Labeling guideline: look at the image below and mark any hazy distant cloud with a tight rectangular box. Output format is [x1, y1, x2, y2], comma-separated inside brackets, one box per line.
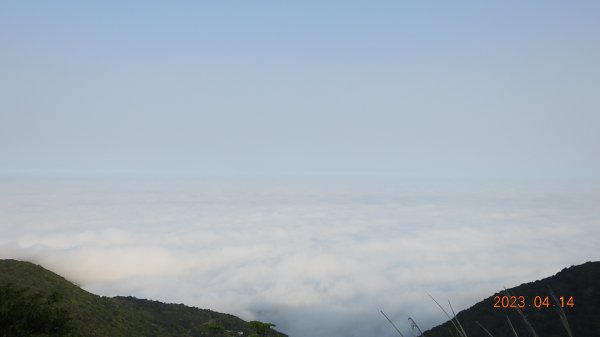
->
[1, 178, 598, 337]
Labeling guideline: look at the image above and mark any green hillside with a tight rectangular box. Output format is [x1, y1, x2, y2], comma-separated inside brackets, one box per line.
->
[4, 259, 599, 337]
[423, 261, 600, 337]
[0, 259, 287, 337]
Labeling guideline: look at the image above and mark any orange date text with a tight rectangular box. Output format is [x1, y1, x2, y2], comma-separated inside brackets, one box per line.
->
[492, 295, 574, 309]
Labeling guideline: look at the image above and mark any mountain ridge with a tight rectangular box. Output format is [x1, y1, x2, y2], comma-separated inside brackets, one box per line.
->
[2, 259, 599, 337]
[0, 259, 287, 337]
[423, 261, 600, 337]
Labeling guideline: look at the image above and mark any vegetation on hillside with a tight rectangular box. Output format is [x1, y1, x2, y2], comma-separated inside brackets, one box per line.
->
[0, 259, 286, 337]
[4, 258, 599, 337]
[0, 283, 75, 337]
[417, 261, 600, 337]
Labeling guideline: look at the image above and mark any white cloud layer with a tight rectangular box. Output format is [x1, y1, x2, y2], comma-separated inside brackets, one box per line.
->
[1, 177, 599, 337]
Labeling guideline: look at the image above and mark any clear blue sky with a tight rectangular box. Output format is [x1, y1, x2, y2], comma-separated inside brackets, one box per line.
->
[1, 1, 599, 179]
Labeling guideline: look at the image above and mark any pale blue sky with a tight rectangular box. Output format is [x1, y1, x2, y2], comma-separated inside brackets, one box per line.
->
[1, 1, 599, 179]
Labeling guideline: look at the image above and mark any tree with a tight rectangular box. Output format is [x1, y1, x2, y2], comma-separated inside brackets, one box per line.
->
[249, 321, 276, 337]
[206, 321, 225, 335]
[0, 283, 75, 337]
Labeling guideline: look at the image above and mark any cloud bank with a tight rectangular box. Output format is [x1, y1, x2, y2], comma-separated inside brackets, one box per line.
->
[1, 177, 598, 337]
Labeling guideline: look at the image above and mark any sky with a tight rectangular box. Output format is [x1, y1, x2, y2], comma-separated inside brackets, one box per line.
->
[1, 2, 600, 337]
[1, 1, 599, 179]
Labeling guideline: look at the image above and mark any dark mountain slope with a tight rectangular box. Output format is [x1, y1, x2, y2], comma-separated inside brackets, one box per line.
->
[0, 259, 286, 337]
[423, 261, 600, 337]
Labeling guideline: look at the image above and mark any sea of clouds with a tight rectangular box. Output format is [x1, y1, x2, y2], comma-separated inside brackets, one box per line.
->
[1, 176, 598, 337]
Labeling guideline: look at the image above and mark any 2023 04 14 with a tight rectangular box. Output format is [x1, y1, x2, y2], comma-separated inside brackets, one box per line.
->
[493, 295, 574, 309]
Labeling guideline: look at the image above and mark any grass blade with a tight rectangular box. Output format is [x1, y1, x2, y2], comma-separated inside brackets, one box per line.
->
[408, 317, 426, 337]
[475, 321, 494, 337]
[503, 288, 537, 337]
[548, 285, 573, 337]
[381, 310, 406, 337]
[448, 300, 467, 337]
[426, 293, 467, 337]
[505, 316, 519, 337]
